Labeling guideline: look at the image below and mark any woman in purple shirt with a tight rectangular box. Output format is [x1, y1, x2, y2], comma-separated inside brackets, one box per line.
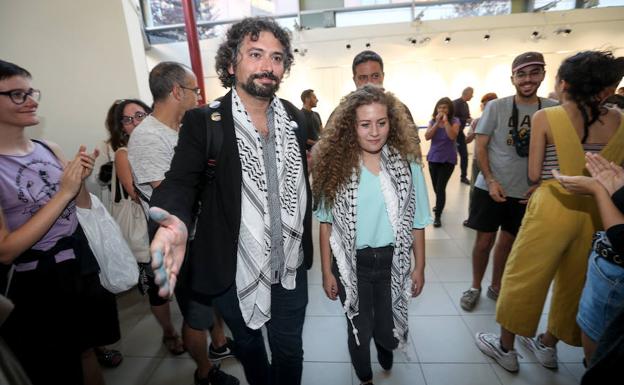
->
[0, 60, 117, 385]
[425, 97, 460, 227]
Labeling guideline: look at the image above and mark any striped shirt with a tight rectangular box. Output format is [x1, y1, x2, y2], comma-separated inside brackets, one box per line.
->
[541, 143, 605, 180]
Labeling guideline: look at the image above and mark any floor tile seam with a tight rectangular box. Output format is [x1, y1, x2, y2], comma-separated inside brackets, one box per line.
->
[450, 237, 474, 257]
[486, 362, 506, 385]
[438, 280, 466, 315]
[141, 356, 166, 385]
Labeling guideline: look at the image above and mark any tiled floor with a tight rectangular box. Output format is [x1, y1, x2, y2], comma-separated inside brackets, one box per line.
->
[103, 159, 584, 385]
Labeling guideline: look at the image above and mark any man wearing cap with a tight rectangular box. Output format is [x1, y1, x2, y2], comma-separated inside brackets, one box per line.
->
[460, 52, 557, 312]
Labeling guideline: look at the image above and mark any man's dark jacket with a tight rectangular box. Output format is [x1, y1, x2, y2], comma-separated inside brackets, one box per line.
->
[149, 90, 313, 304]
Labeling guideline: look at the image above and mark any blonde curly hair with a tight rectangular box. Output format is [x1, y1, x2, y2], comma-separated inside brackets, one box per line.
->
[312, 85, 421, 209]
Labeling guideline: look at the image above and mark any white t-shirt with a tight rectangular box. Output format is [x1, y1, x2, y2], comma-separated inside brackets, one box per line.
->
[127, 115, 179, 212]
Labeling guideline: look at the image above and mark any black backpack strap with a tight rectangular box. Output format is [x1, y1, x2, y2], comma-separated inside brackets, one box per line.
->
[31, 139, 56, 158]
[203, 98, 224, 182]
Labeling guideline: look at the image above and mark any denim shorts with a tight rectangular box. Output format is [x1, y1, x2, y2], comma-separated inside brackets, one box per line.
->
[577, 235, 624, 343]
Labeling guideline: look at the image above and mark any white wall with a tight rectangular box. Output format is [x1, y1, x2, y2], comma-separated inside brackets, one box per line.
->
[1, 3, 622, 157]
[147, 7, 624, 126]
[0, 0, 150, 155]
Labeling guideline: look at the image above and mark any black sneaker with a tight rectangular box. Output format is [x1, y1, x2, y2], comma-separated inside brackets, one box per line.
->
[375, 342, 393, 371]
[209, 337, 236, 361]
[460, 177, 470, 185]
[433, 216, 442, 228]
[195, 367, 240, 385]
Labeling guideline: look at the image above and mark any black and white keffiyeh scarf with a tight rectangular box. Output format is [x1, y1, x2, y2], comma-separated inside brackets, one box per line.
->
[231, 90, 307, 329]
[330, 145, 415, 348]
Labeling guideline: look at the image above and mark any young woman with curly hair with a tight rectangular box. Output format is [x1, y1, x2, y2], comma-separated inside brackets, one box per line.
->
[313, 85, 431, 385]
[475, 50, 624, 374]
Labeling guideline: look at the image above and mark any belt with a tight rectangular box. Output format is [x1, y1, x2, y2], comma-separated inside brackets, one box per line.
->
[593, 232, 623, 268]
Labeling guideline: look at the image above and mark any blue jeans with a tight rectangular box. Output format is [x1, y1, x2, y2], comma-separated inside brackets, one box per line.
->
[213, 266, 308, 385]
[577, 232, 624, 343]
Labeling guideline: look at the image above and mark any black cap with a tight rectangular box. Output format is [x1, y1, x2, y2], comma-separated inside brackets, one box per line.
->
[512, 52, 545, 73]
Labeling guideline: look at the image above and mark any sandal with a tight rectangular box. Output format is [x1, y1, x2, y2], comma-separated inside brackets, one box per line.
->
[162, 334, 186, 355]
[95, 347, 123, 368]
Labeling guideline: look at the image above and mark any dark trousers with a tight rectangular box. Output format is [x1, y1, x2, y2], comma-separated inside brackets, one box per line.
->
[213, 266, 308, 385]
[1, 260, 83, 385]
[334, 246, 398, 382]
[457, 130, 468, 178]
[428, 162, 455, 216]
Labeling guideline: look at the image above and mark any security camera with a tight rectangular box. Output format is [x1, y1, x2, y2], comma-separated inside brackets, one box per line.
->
[444, 36, 451, 43]
[483, 34, 490, 41]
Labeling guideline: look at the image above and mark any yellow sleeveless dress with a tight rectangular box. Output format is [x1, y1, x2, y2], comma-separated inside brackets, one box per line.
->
[495, 106, 624, 346]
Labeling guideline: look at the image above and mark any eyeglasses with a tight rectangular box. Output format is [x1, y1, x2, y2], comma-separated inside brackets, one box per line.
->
[0, 88, 41, 105]
[513, 69, 545, 81]
[121, 111, 148, 125]
[179, 85, 201, 96]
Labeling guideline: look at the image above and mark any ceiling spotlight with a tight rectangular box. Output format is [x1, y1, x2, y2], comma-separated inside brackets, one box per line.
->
[555, 27, 572, 36]
[293, 48, 307, 57]
[483, 34, 490, 41]
[365, 42, 371, 48]
[444, 36, 451, 43]
[531, 30, 540, 39]
[346, 43, 351, 49]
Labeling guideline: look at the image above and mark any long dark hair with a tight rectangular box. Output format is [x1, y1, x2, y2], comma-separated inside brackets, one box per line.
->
[105, 99, 151, 151]
[431, 97, 455, 121]
[557, 51, 624, 143]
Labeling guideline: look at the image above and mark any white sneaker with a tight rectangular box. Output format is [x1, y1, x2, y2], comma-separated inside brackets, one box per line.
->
[475, 332, 520, 372]
[518, 334, 558, 369]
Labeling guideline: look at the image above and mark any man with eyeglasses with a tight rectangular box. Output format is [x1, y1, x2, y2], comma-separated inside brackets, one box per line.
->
[460, 52, 558, 312]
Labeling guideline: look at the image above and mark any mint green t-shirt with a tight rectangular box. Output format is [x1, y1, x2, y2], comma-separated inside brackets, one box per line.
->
[315, 162, 432, 249]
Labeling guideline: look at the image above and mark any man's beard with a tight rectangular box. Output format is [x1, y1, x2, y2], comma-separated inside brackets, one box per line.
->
[515, 81, 539, 98]
[240, 71, 281, 98]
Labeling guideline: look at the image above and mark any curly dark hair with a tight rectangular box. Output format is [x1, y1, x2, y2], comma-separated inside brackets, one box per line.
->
[312, 85, 421, 208]
[105, 99, 151, 151]
[431, 97, 455, 121]
[557, 51, 624, 143]
[215, 17, 294, 88]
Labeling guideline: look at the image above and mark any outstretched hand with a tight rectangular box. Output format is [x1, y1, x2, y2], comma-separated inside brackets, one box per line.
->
[552, 169, 600, 195]
[585, 152, 624, 196]
[149, 207, 189, 299]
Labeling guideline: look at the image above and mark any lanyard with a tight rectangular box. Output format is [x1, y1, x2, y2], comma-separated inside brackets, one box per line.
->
[511, 96, 542, 133]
